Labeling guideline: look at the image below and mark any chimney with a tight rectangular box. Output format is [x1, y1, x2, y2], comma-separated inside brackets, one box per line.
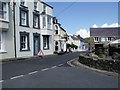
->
[77, 35, 81, 39]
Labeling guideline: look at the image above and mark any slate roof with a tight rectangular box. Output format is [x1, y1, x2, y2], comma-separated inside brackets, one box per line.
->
[79, 37, 88, 43]
[71, 36, 79, 40]
[71, 36, 88, 43]
[90, 27, 119, 37]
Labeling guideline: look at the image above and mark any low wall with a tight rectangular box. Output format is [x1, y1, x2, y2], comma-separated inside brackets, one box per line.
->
[78, 55, 120, 73]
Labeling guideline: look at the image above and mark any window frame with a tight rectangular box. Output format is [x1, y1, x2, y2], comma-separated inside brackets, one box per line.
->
[107, 37, 112, 41]
[55, 41, 59, 51]
[0, 2, 9, 21]
[43, 5, 46, 13]
[94, 37, 99, 42]
[101, 37, 106, 42]
[55, 25, 59, 35]
[0, 32, 6, 52]
[47, 16, 52, 29]
[33, 12, 40, 29]
[42, 16, 46, 28]
[34, 2, 38, 10]
[20, 32, 30, 51]
[20, 0, 25, 6]
[43, 35, 49, 50]
[19, 7, 29, 27]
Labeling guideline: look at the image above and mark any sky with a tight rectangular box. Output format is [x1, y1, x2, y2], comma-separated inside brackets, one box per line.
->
[47, 2, 118, 38]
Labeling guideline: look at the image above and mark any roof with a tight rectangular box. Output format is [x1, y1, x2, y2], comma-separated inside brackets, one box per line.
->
[41, 1, 53, 9]
[70, 36, 88, 43]
[79, 37, 88, 43]
[60, 27, 66, 32]
[90, 27, 119, 37]
[71, 36, 80, 40]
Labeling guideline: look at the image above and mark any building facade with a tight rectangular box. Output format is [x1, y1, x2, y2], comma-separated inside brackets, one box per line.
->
[67, 35, 88, 52]
[90, 27, 119, 51]
[0, 0, 54, 60]
[53, 17, 67, 53]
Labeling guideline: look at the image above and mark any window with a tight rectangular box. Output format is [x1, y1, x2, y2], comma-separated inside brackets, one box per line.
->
[20, 0, 25, 6]
[0, 2, 7, 20]
[43, 5, 46, 13]
[34, 2, 37, 10]
[43, 17, 46, 28]
[55, 41, 58, 51]
[21, 11, 26, 25]
[47, 17, 51, 29]
[20, 8, 29, 27]
[101, 37, 106, 41]
[108, 37, 112, 41]
[94, 37, 99, 42]
[0, 32, 2, 50]
[20, 32, 30, 51]
[0, 32, 6, 52]
[43, 36, 49, 50]
[55, 25, 58, 34]
[33, 14, 40, 28]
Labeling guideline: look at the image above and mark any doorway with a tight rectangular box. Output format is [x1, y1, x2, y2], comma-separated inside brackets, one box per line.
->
[33, 33, 40, 55]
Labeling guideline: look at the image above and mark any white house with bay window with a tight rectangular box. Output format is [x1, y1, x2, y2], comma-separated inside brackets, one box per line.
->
[53, 17, 68, 53]
[0, 1, 15, 60]
[0, 0, 54, 60]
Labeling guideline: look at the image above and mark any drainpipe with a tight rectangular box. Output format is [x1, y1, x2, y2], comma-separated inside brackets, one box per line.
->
[13, 2, 17, 58]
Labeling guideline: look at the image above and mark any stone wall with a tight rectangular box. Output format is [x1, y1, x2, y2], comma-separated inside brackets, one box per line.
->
[79, 55, 120, 73]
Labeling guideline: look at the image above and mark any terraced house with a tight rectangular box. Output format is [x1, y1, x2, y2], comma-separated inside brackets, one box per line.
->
[0, 0, 54, 60]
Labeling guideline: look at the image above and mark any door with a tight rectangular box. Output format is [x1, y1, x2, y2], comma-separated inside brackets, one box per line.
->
[34, 35, 40, 55]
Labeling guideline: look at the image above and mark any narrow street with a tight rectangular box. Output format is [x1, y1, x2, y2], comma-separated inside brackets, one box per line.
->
[1, 52, 118, 88]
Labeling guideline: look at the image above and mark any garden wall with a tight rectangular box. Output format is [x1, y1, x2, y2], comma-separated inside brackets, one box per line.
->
[79, 55, 120, 73]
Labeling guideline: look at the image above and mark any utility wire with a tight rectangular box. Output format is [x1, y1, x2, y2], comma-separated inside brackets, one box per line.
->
[55, 1, 77, 17]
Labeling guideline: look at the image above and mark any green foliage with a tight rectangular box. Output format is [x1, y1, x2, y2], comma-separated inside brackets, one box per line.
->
[71, 44, 78, 49]
[67, 44, 71, 48]
[67, 43, 78, 49]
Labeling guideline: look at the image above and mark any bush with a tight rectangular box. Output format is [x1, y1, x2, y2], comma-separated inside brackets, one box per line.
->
[67, 43, 78, 50]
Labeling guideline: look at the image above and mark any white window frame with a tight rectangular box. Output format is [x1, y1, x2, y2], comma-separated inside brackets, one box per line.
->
[0, 2, 9, 21]
[21, 11, 27, 25]
[42, 16, 46, 28]
[20, 0, 25, 6]
[101, 37, 106, 42]
[43, 5, 46, 13]
[107, 37, 112, 41]
[47, 16, 51, 29]
[21, 35, 28, 50]
[94, 37, 99, 42]
[43, 36, 49, 49]
[0, 32, 6, 52]
[34, 2, 38, 10]
[55, 41, 59, 51]
[34, 15, 39, 28]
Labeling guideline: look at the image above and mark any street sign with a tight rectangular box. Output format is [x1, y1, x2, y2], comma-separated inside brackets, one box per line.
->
[36, 49, 44, 56]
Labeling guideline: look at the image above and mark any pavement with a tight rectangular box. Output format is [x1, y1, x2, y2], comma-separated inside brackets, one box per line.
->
[1, 52, 119, 88]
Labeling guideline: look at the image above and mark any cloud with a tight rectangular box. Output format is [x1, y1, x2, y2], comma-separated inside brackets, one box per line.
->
[92, 24, 98, 28]
[76, 29, 90, 38]
[101, 23, 118, 28]
[92, 23, 119, 28]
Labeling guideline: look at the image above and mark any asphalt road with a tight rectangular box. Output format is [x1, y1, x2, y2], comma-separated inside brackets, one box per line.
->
[1, 52, 118, 88]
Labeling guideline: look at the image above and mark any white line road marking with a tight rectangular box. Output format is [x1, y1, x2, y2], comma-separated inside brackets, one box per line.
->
[58, 64, 64, 66]
[51, 66, 57, 68]
[28, 71, 38, 75]
[10, 75, 24, 80]
[0, 80, 4, 83]
[41, 68, 49, 71]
